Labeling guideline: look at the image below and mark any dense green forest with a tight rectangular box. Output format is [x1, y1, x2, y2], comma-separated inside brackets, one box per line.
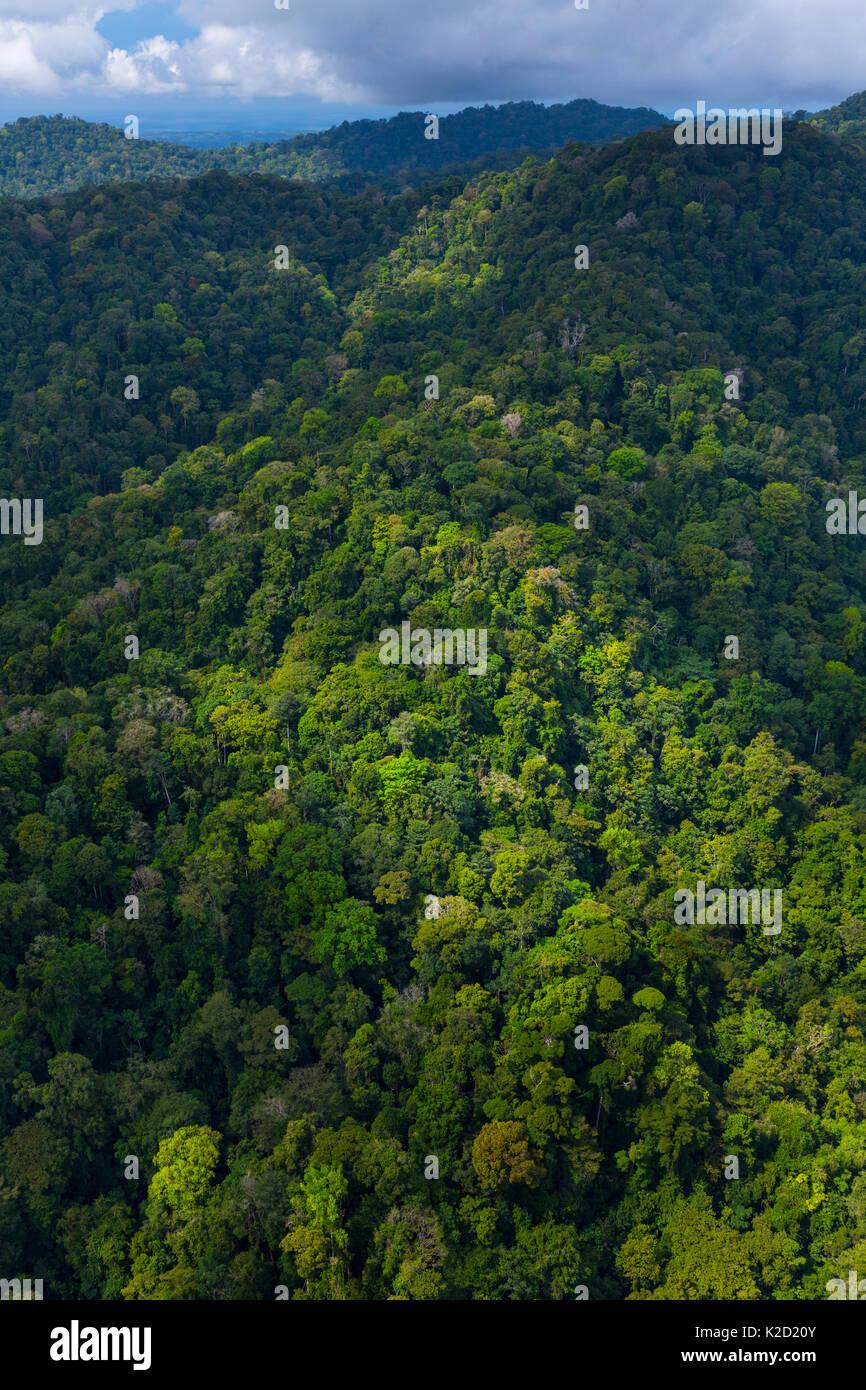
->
[0, 100, 668, 200]
[3, 114, 866, 1301]
[797, 89, 866, 144]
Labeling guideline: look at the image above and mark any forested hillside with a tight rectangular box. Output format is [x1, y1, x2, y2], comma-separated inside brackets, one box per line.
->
[2, 120, 866, 1300]
[798, 88, 866, 143]
[0, 99, 669, 200]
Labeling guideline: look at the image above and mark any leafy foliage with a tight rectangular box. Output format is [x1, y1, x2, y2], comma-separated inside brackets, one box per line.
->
[0, 101, 669, 199]
[1, 114, 866, 1301]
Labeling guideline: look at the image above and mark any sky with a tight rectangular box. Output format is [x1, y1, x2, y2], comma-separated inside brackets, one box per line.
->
[0, 0, 861, 137]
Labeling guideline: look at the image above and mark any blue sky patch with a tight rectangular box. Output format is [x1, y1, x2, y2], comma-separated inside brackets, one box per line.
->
[96, 2, 198, 49]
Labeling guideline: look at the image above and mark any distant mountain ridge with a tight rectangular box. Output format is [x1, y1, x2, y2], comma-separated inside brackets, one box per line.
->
[796, 89, 866, 143]
[0, 99, 669, 198]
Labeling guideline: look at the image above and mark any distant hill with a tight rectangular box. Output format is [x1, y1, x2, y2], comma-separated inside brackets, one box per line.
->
[794, 89, 866, 143]
[0, 100, 669, 198]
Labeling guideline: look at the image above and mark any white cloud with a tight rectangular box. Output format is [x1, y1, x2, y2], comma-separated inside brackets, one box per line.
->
[0, 26, 59, 93]
[0, 0, 106, 17]
[166, 0, 866, 109]
[33, 19, 114, 75]
[160, 22, 360, 101]
[103, 35, 186, 92]
[0, 0, 865, 112]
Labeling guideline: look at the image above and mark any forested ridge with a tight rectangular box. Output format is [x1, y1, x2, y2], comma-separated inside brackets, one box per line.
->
[0, 99, 669, 200]
[2, 119, 866, 1300]
[798, 89, 866, 145]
